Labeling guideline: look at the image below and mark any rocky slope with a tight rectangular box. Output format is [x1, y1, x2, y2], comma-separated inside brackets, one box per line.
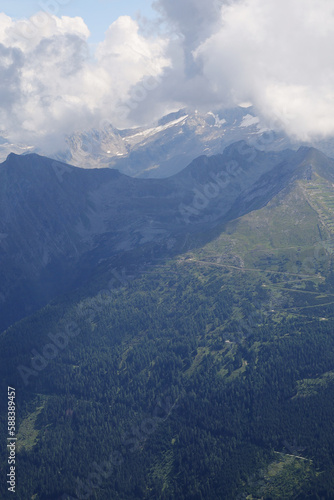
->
[1, 143, 333, 331]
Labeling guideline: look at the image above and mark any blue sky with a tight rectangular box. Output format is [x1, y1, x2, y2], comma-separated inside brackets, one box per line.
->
[0, 0, 332, 147]
[0, 0, 156, 43]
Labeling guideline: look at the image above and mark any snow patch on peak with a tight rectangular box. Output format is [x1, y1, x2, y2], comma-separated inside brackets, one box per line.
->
[207, 112, 227, 127]
[127, 115, 189, 141]
[240, 114, 260, 128]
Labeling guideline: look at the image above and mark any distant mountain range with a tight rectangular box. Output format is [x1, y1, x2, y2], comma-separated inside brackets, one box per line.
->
[1, 141, 334, 333]
[2, 139, 334, 498]
[3, 106, 334, 179]
[60, 107, 291, 178]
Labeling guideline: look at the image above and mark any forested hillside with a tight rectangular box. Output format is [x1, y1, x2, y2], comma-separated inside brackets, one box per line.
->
[2, 150, 334, 498]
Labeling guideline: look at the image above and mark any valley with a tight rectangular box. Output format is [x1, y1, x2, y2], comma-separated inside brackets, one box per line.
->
[1, 142, 334, 498]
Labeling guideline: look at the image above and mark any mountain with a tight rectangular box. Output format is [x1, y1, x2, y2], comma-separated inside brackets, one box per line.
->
[0, 143, 286, 330]
[198, 146, 334, 281]
[59, 107, 293, 178]
[2, 143, 334, 498]
[51, 107, 334, 178]
[4, 106, 334, 180]
[0, 107, 294, 178]
[0, 134, 35, 160]
[2, 144, 334, 332]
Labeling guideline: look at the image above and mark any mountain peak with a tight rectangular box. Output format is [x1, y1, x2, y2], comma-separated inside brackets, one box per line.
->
[6, 152, 20, 162]
[223, 140, 258, 159]
[300, 145, 327, 159]
[157, 109, 188, 127]
[6, 151, 44, 164]
[295, 146, 334, 181]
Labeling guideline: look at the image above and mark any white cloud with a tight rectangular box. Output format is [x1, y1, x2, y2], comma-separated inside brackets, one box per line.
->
[193, 0, 334, 139]
[0, 12, 90, 49]
[95, 16, 170, 110]
[0, 13, 170, 152]
[1, 0, 334, 151]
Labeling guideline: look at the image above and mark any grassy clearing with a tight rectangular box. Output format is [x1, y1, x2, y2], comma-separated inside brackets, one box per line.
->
[16, 396, 47, 452]
[242, 453, 318, 499]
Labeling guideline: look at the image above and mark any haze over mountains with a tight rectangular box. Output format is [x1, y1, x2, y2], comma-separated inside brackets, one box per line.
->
[2, 137, 334, 498]
[1, 141, 333, 334]
[2, 80, 334, 500]
[2, 1, 334, 498]
[3, 106, 334, 180]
